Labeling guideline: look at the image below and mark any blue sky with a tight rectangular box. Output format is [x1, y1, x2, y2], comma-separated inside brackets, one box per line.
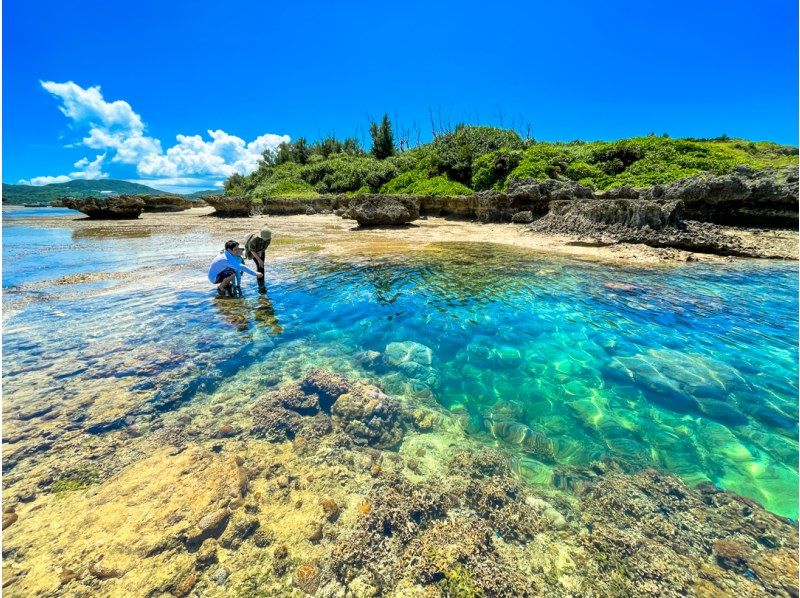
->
[4, 0, 798, 193]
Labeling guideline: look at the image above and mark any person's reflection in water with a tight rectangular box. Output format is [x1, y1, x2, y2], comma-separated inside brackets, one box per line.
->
[212, 290, 282, 335]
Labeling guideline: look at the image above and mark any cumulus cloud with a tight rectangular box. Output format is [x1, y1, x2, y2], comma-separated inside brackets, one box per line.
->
[137, 130, 290, 179]
[70, 153, 107, 180]
[83, 127, 163, 164]
[19, 175, 72, 186]
[29, 80, 290, 191]
[19, 153, 108, 186]
[41, 81, 143, 131]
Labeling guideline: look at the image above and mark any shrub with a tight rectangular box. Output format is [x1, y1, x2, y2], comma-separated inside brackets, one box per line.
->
[565, 161, 604, 182]
[382, 172, 472, 196]
[429, 126, 523, 185]
[302, 156, 399, 193]
[261, 179, 319, 198]
[224, 129, 797, 196]
[471, 149, 524, 190]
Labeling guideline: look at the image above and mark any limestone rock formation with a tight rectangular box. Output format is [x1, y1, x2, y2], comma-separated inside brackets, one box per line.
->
[340, 195, 420, 226]
[139, 195, 193, 212]
[642, 165, 799, 227]
[529, 198, 773, 257]
[506, 177, 595, 201]
[204, 195, 255, 217]
[60, 196, 145, 219]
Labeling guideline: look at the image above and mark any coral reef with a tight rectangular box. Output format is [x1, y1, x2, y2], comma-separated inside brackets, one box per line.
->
[331, 385, 404, 449]
[251, 371, 404, 449]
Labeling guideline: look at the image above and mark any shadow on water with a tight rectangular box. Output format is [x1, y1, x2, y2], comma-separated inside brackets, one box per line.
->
[212, 291, 283, 334]
[72, 227, 153, 240]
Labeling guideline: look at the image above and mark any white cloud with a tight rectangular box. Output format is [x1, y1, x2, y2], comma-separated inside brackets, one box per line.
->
[18, 175, 72, 186]
[32, 80, 290, 190]
[83, 127, 162, 164]
[41, 81, 143, 131]
[137, 129, 289, 179]
[70, 153, 107, 180]
[19, 153, 108, 186]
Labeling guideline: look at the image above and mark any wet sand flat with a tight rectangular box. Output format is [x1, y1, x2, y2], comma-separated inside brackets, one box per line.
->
[11, 206, 798, 265]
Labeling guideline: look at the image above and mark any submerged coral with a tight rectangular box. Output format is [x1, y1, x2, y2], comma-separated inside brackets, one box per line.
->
[331, 385, 404, 449]
[250, 371, 404, 449]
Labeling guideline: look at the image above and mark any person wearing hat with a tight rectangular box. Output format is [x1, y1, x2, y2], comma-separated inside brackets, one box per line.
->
[244, 229, 272, 293]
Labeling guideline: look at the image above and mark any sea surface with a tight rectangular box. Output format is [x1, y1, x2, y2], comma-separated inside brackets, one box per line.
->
[3, 208, 798, 518]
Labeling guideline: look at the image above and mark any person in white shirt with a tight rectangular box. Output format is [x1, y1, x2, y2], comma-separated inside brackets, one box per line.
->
[208, 240, 263, 296]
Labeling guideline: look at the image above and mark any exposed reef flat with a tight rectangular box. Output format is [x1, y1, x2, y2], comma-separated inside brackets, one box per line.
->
[3, 371, 797, 596]
[8, 207, 797, 265]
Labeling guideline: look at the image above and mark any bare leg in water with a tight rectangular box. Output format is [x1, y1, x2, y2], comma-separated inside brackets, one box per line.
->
[217, 273, 235, 296]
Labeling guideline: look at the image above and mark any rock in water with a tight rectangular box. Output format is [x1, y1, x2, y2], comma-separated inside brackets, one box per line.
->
[60, 196, 145, 219]
[341, 195, 420, 226]
[384, 341, 433, 367]
[293, 563, 321, 594]
[332, 384, 404, 449]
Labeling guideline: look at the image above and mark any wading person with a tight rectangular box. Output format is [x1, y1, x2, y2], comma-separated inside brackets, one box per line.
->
[244, 229, 272, 293]
[208, 240, 263, 297]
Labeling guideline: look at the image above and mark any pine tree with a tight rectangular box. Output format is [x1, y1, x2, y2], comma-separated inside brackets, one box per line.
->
[292, 138, 310, 164]
[370, 114, 395, 160]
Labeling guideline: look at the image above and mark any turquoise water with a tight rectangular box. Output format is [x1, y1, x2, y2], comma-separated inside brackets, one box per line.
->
[3, 211, 798, 517]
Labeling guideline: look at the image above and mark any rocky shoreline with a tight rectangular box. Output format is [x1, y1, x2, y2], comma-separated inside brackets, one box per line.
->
[51, 167, 797, 259]
[193, 166, 799, 259]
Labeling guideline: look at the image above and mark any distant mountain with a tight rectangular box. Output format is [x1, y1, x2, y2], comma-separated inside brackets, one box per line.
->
[184, 189, 220, 199]
[1, 179, 217, 205]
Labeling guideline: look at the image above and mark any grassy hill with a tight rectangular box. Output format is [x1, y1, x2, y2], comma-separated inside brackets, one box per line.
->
[225, 127, 799, 201]
[1, 180, 218, 205]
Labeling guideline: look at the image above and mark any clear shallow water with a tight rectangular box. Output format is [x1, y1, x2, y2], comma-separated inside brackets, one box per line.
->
[3, 213, 798, 517]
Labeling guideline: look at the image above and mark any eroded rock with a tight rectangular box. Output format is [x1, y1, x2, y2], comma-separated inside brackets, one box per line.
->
[204, 195, 255, 217]
[60, 196, 145, 220]
[341, 195, 420, 226]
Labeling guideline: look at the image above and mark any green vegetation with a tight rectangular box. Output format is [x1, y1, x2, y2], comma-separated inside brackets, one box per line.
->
[2, 179, 215, 205]
[369, 113, 396, 160]
[225, 121, 797, 199]
[51, 466, 99, 493]
[439, 564, 483, 597]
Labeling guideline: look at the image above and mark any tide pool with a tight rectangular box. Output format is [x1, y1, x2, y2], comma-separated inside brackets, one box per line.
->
[3, 216, 798, 518]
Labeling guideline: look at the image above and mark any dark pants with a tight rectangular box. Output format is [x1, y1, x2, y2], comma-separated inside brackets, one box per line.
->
[214, 267, 236, 284]
[255, 251, 266, 292]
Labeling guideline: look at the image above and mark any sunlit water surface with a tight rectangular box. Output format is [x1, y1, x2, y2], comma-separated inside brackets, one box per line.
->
[3, 208, 798, 517]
